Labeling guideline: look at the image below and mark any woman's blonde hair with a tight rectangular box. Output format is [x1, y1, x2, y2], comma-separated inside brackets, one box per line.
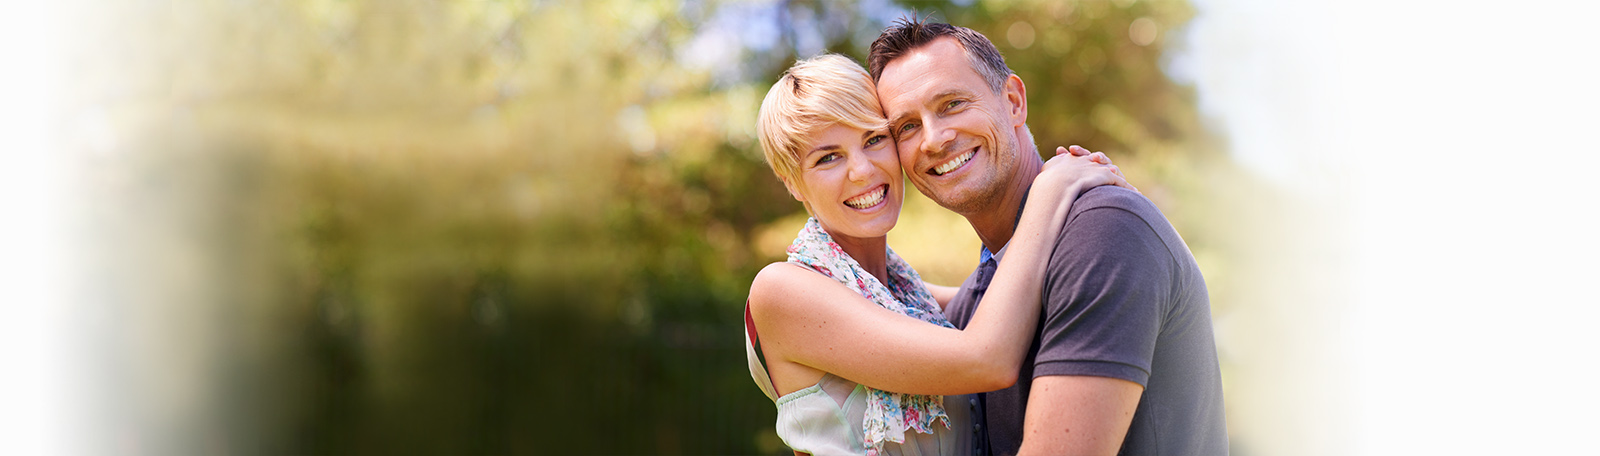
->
[757, 54, 889, 185]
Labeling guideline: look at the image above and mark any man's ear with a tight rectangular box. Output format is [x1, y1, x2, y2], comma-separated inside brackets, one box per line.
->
[1004, 74, 1028, 128]
[780, 175, 806, 203]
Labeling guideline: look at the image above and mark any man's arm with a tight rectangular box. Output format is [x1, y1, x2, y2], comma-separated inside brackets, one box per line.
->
[1021, 187, 1174, 454]
[1017, 376, 1142, 455]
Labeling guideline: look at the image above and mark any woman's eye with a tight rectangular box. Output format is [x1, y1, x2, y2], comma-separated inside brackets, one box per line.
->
[865, 135, 887, 147]
[816, 153, 840, 165]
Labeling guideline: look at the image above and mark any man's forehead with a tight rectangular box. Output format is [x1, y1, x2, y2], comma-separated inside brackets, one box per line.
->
[877, 37, 979, 108]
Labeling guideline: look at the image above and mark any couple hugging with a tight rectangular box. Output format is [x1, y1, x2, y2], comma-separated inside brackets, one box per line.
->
[744, 18, 1226, 456]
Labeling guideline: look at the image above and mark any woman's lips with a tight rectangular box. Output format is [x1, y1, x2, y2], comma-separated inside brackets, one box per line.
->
[844, 184, 888, 209]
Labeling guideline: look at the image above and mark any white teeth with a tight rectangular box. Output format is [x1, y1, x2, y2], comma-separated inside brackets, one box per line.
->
[845, 185, 886, 209]
[932, 150, 976, 175]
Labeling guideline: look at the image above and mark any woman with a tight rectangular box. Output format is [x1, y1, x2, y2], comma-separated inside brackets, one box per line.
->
[745, 54, 1132, 455]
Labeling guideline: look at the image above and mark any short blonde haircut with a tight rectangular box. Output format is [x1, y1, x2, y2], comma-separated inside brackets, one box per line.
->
[757, 54, 889, 185]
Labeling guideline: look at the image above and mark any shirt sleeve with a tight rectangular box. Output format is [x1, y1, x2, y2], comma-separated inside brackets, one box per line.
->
[1032, 190, 1175, 387]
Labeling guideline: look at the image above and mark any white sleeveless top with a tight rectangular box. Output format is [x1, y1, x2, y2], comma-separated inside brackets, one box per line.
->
[745, 309, 973, 455]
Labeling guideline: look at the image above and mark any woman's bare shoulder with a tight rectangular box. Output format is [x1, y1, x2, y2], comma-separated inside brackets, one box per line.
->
[749, 262, 854, 318]
[749, 262, 808, 310]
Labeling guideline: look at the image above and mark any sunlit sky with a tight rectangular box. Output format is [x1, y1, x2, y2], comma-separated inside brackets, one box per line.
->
[3, 1, 1598, 454]
[1173, 0, 1343, 192]
[0, 2, 74, 455]
[1184, 0, 1600, 454]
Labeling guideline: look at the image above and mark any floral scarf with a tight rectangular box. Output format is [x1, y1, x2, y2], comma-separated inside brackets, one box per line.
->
[785, 217, 954, 455]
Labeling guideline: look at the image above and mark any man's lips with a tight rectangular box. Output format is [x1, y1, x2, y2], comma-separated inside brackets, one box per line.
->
[844, 184, 888, 209]
[929, 147, 977, 176]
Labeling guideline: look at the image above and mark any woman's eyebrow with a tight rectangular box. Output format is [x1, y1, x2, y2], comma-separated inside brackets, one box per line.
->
[806, 144, 843, 158]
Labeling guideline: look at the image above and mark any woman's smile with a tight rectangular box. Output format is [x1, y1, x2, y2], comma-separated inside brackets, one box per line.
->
[844, 184, 889, 210]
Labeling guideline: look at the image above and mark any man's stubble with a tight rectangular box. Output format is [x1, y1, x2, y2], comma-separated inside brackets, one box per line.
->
[927, 109, 1025, 218]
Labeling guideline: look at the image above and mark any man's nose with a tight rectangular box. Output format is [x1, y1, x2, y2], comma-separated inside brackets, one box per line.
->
[920, 117, 957, 158]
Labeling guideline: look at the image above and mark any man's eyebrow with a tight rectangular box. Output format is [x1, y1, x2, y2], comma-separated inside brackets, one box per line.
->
[929, 89, 971, 103]
[886, 110, 915, 128]
[886, 89, 975, 128]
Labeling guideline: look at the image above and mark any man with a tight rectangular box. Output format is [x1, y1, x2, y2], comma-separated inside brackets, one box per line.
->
[868, 19, 1228, 455]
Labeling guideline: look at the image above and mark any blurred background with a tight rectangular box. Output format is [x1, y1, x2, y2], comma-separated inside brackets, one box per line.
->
[1, 0, 1596, 455]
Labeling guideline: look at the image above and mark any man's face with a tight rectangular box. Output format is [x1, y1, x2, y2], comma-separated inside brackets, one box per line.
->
[876, 37, 1022, 216]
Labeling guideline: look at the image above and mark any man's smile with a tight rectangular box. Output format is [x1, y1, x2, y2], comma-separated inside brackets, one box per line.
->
[930, 147, 977, 176]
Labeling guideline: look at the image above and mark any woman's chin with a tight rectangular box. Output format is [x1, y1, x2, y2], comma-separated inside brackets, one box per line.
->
[816, 201, 903, 239]
[846, 213, 901, 239]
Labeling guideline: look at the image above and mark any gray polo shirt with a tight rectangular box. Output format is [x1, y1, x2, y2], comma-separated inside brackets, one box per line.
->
[945, 186, 1227, 455]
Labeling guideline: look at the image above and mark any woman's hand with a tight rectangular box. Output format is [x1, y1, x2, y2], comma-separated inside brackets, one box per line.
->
[1036, 145, 1136, 198]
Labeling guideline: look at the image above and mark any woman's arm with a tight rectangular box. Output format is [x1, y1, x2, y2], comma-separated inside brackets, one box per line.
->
[749, 152, 1130, 396]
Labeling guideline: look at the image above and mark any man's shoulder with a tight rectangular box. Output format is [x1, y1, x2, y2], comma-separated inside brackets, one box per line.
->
[1058, 186, 1174, 248]
[1066, 185, 1162, 221]
[1052, 185, 1191, 273]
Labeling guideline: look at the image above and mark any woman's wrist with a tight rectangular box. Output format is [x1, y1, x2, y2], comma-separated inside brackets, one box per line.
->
[1014, 187, 1074, 249]
[1027, 176, 1070, 207]
[1028, 180, 1079, 217]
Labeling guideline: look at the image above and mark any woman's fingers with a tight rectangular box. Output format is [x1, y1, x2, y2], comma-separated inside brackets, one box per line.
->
[1056, 145, 1087, 156]
[1041, 147, 1138, 194]
[1099, 169, 1132, 191]
[1058, 145, 1103, 159]
[1060, 146, 1111, 164]
[1053, 146, 1114, 166]
[1115, 174, 1139, 193]
[1089, 164, 1136, 193]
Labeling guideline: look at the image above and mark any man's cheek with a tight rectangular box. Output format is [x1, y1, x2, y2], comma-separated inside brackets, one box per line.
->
[897, 146, 918, 165]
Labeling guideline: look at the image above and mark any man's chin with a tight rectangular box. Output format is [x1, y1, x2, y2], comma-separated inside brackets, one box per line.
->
[913, 182, 982, 213]
[926, 192, 974, 213]
[930, 187, 1000, 215]
[906, 182, 942, 203]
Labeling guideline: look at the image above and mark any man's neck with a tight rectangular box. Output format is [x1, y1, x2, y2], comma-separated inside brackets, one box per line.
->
[967, 161, 1041, 255]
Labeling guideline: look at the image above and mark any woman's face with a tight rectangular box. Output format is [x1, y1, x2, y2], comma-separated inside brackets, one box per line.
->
[785, 122, 904, 240]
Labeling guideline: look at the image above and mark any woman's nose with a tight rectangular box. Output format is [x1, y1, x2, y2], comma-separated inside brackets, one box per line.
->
[846, 153, 875, 182]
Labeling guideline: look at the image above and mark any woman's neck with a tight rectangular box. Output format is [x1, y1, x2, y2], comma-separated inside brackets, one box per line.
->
[826, 228, 889, 287]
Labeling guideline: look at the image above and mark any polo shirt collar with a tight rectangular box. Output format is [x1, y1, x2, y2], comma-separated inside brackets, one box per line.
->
[978, 187, 1031, 265]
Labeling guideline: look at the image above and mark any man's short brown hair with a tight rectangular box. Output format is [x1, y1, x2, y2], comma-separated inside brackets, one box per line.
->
[867, 17, 1013, 94]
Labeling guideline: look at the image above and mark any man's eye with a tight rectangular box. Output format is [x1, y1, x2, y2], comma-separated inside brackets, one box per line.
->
[898, 122, 918, 134]
[946, 100, 964, 110]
